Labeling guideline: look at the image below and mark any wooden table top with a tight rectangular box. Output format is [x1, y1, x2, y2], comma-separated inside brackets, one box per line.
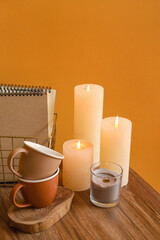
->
[0, 169, 160, 240]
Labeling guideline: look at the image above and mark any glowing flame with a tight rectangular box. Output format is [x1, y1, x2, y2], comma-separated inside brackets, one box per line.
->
[76, 140, 81, 150]
[115, 116, 118, 127]
[87, 85, 90, 91]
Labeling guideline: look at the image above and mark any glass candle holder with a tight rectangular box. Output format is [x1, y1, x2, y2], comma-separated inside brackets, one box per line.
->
[90, 161, 123, 208]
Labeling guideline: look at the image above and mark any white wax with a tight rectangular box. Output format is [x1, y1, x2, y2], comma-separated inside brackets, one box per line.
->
[74, 84, 104, 163]
[63, 139, 93, 191]
[100, 117, 132, 186]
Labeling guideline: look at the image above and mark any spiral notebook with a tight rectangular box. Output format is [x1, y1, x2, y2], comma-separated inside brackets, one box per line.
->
[0, 84, 56, 182]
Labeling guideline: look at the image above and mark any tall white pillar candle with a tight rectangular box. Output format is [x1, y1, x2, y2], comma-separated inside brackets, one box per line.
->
[100, 117, 132, 187]
[74, 84, 104, 163]
[63, 139, 93, 191]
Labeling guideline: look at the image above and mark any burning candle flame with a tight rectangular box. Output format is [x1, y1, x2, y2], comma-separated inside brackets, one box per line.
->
[87, 85, 90, 91]
[76, 140, 81, 150]
[115, 116, 118, 128]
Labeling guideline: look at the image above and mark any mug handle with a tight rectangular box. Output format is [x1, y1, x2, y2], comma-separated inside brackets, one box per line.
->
[10, 183, 32, 208]
[7, 148, 28, 178]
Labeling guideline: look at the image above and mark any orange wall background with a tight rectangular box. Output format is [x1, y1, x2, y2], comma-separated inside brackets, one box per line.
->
[0, 1, 159, 192]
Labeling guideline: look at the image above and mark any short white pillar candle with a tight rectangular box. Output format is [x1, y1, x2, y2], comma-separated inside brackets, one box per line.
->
[63, 139, 93, 191]
[100, 116, 132, 187]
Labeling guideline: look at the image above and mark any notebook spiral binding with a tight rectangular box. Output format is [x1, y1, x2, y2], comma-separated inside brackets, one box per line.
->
[0, 84, 51, 96]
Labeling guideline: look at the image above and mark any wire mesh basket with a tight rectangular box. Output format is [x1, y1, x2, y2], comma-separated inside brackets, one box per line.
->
[0, 113, 57, 187]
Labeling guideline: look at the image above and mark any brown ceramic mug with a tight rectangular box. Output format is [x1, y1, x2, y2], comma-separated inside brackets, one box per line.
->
[10, 168, 59, 208]
[8, 141, 64, 180]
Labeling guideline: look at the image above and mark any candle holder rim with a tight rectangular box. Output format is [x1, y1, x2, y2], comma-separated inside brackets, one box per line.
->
[90, 161, 123, 178]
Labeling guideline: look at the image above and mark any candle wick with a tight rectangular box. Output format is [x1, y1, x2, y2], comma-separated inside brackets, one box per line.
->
[115, 116, 118, 128]
[87, 85, 90, 91]
[103, 178, 110, 183]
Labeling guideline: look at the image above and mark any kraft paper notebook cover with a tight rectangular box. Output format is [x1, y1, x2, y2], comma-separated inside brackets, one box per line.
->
[0, 85, 56, 182]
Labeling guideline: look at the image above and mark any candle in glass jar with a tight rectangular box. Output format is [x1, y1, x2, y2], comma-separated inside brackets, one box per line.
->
[63, 139, 93, 191]
[90, 161, 123, 207]
[90, 169, 121, 203]
[74, 84, 104, 164]
[100, 117, 132, 187]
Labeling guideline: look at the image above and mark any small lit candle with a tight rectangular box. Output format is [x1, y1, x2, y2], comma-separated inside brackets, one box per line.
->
[100, 116, 132, 187]
[63, 139, 93, 191]
[90, 161, 123, 207]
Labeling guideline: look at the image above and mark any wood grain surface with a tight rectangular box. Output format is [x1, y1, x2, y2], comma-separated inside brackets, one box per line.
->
[7, 187, 74, 233]
[0, 169, 160, 240]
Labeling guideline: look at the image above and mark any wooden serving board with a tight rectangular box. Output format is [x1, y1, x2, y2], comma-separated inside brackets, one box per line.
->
[7, 187, 74, 233]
